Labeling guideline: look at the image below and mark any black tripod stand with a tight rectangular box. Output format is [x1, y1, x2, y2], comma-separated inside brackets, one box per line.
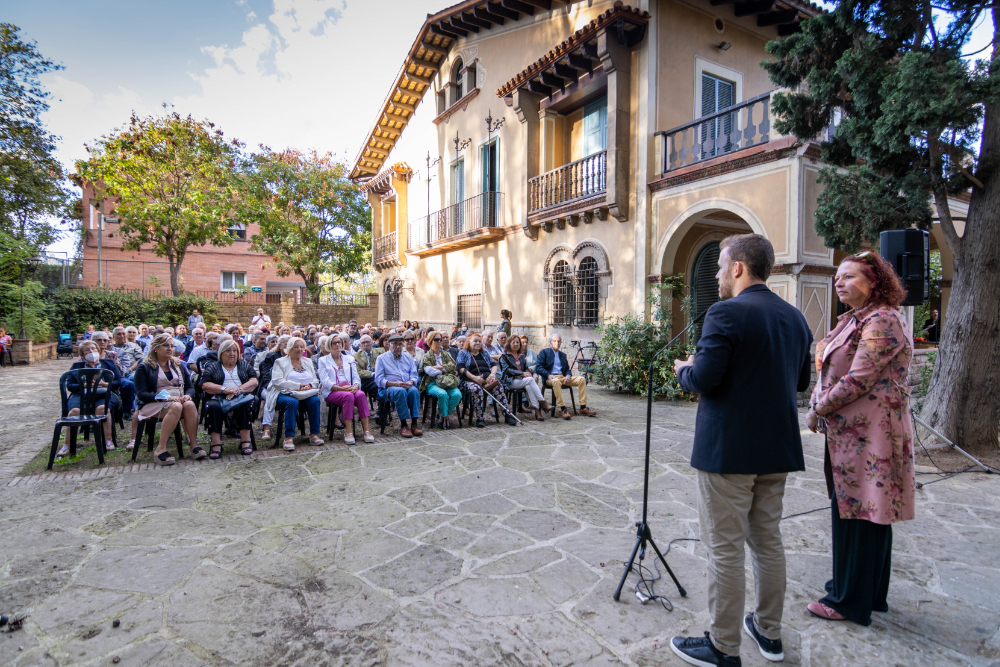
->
[613, 310, 707, 602]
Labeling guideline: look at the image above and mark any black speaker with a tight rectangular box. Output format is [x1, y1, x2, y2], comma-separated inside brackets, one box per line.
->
[879, 229, 929, 306]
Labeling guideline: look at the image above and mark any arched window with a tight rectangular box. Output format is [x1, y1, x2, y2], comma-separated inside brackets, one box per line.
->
[575, 256, 599, 327]
[550, 260, 574, 326]
[384, 280, 400, 323]
[691, 241, 721, 343]
[451, 59, 464, 105]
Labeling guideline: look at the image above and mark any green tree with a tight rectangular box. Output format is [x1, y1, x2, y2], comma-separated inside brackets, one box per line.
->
[76, 109, 246, 296]
[764, 1, 1000, 454]
[0, 24, 71, 329]
[246, 148, 370, 302]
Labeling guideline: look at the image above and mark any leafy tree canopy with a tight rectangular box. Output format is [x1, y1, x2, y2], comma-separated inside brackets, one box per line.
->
[763, 0, 1000, 251]
[75, 109, 247, 295]
[245, 148, 371, 300]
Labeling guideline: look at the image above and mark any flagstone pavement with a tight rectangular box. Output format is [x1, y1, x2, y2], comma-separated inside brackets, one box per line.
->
[0, 359, 998, 666]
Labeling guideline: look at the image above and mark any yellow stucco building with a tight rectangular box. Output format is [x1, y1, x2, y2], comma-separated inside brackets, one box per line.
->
[350, 0, 950, 348]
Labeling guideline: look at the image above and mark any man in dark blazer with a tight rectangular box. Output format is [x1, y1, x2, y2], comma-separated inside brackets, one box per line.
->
[669, 234, 812, 667]
[535, 335, 596, 419]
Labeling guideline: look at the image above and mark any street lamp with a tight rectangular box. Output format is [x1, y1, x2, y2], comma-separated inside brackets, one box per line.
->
[18, 255, 42, 339]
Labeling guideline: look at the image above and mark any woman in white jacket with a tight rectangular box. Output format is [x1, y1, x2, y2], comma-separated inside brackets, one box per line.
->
[266, 337, 324, 451]
[318, 335, 374, 445]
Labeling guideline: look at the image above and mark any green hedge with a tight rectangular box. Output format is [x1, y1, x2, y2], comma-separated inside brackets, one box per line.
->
[46, 288, 221, 335]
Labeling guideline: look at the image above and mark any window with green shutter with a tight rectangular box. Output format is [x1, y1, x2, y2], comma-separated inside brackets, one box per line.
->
[700, 73, 735, 158]
[691, 241, 721, 344]
[583, 96, 607, 157]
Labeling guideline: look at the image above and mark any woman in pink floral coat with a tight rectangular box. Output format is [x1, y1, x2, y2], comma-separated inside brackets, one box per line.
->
[805, 251, 915, 626]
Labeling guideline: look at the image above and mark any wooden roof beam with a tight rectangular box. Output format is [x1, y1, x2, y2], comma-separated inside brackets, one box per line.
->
[521, 0, 552, 9]
[528, 79, 552, 96]
[421, 40, 450, 57]
[389, 99, 418, 113]
[709, 0, 739, 4]
[489, 1, 520, 19]
[501, 0, 535, 16]
[448, 17, 478, 34]
[553, 63, 578, 82]
[411, 58, 439, 72]
[376, 127, 401, 138]
[403, 71, 435, 86]
[432, 22, 464, 38]
[777, 21, 802, 36]
[365, 156, 385, 167]
[568, 53, 594, 72]
[540, 70, 566, 90]
[462, 11, 492, 29]
[758, 8, 799, 26]
[381, 113, 408, 127]
[735, 0, 776, 17]
[475, 5, 505, 24]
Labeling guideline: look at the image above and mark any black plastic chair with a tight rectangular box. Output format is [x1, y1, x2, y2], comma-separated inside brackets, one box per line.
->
[132, 415, 185, 463]
[273, 397, 308, 446]
[1, 344, 14, 367]
[507, 388, 526, 415]
[547, 380, 577, 417]
[326, 400, 357, 441]
[48, 368, 117, 470]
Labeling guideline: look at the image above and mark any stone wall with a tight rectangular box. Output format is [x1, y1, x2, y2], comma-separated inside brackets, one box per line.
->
[215, 293, 380, 328]
[10, 340, 58, 365]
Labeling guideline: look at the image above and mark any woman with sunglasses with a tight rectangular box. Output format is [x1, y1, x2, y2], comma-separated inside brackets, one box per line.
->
[418, 331, 462, 429]
[805, 250, 915, 626]
[403, 331, 424, 364]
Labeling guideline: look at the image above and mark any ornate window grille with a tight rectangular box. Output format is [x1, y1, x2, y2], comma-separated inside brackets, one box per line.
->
[457, 294, 482, 330]
[550, 260, 574, 326]
[575, 257, 599, 327]
[384, 280, 400, 322]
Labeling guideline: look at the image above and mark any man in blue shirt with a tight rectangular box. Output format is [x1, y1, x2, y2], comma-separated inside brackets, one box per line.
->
[535, 334, 596, 419]
[374, 334, 422, 438]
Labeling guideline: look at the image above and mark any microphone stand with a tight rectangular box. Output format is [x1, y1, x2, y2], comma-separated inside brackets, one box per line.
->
[613, 309, 707, 602]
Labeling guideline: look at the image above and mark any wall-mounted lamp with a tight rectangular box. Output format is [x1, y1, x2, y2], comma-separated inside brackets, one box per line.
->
[718, 41, 732, 51]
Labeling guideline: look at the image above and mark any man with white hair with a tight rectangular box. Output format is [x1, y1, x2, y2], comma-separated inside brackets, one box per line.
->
[535, 334, 596, 419]
[374, 334, 422, 438]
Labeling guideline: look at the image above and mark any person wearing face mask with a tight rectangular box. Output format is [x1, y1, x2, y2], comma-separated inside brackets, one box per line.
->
[61, 341, 122, 457]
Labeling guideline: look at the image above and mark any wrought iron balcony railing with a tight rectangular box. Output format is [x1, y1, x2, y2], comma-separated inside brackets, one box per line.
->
[408, 191, 504, 249]
[374, 232, 397, 263]
[528, 150, 607, 213]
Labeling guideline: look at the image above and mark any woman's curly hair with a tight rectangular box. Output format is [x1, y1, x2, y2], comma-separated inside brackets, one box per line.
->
[841, 252, 908, 309]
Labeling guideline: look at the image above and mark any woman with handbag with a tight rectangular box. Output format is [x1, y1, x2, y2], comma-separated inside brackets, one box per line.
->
[319, 334, 374, 445]
[499, 335, 549, 421]
[419, 330, 462, 430]
[265, 337, 325, 451]
[134, 333, 201, 465]
[199, 339, 259, 459]
[456, 333, 514, 427]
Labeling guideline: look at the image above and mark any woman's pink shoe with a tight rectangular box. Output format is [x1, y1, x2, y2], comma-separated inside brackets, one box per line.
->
[807, 602, 846, 620]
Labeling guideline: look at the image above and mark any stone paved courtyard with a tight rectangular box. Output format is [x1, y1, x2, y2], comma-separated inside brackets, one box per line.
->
[0, 359, 998, 666]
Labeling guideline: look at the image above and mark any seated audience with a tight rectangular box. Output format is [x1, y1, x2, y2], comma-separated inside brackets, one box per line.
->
[419, 330, 461, 430]
[500, 334, 549, 421]
[259, 334, 290, 440]
[136, 324, 151, 349]
[265, 337, 324, 451]
[374, 334, 423, 438]
[133, 334, 200, 465]
[403, 330, 424, 364]
[60, 341, 122, 457]
[457, 333, 514, 427]
[199, 339, 258, 458]
[319, 335, 374, 445]
[536, 334, 596, 419]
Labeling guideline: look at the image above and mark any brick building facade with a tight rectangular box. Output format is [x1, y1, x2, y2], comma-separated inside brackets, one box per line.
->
[74, 178, 306, 298]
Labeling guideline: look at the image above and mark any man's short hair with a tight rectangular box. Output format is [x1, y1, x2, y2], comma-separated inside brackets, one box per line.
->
[720, 234, 775, 282]
[113, 327, 125, 335]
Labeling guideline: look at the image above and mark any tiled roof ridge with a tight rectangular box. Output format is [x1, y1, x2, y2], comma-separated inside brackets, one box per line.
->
[495, 2, 650, 99]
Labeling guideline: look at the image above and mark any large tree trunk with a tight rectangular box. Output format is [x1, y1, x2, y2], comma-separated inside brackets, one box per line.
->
[169, 259, 184, 297]
[921, 38, 1000, 454]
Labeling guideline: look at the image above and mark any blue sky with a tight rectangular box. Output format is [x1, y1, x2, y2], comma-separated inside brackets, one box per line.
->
[7, 0, 995, 255]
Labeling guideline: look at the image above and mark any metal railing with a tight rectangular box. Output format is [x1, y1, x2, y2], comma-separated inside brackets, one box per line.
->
[529, 150, 607, 213]
[657, 91, 773, 174]
[195, 290, 271, 303]
[408, 191, 504, 249]
[374, 232, 397, 262]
